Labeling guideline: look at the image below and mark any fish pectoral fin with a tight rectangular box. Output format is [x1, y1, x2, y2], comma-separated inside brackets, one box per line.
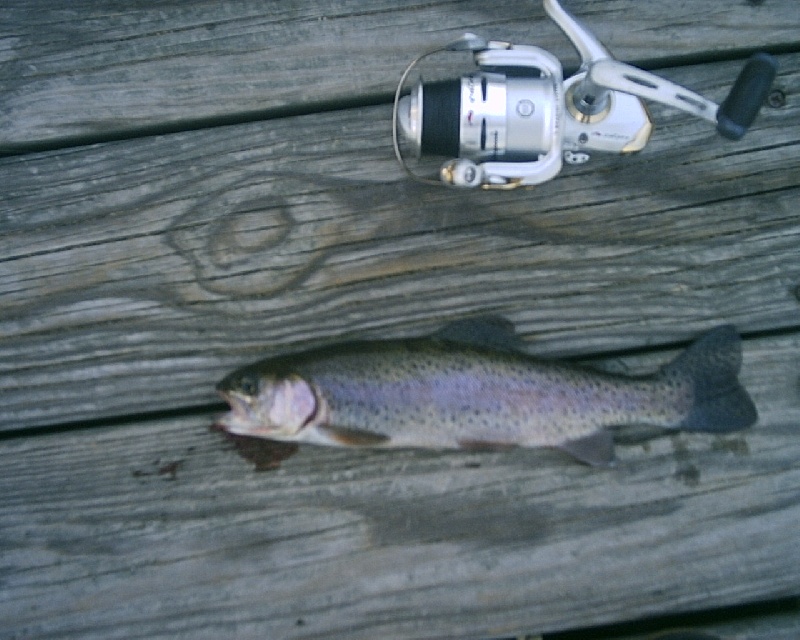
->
[316, 425, 391, 447]
[556, 430, 615, 467]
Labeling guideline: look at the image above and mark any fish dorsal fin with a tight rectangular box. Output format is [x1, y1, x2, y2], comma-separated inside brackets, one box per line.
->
[434, 315, 525, 353]
[557, 430, 616, 467]
[316, 425, 391, 447]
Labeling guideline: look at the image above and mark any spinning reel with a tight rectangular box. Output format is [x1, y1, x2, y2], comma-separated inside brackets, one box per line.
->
[392, 0, 777, 189]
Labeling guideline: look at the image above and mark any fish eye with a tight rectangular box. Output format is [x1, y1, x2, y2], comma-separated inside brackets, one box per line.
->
[237, 374, 260, 397]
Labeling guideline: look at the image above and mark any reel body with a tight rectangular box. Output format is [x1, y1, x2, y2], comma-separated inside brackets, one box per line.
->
[393, 0, 777, 189]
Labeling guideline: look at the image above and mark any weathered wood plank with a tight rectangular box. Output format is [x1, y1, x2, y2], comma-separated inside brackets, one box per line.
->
[1, 0, 797, 150]
[1, 55, 798, 431]
[1, 331, 798, 640]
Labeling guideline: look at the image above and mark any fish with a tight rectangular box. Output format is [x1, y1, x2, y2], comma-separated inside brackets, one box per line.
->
[215, 319, 757, 466]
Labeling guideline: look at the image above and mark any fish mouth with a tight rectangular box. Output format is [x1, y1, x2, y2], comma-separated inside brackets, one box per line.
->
[214, 389, 291, 439]
[214, 390, 253, 434]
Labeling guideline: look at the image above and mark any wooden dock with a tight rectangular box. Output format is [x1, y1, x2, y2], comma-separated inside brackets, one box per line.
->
[2, 1, 799, 638]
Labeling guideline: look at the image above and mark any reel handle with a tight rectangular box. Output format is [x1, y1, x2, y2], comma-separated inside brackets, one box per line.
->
[716, 52, 779, 141]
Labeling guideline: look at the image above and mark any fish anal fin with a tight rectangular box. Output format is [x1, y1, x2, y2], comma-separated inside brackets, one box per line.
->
[557, 430, 615, 467]
[317, 425, 391, 447]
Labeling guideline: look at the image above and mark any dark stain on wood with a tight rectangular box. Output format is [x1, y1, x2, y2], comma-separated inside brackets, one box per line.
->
[711, 437, 750, 456]
[671, 436, 701, 487]
[131, 458, 185, 481]
[216, 429, 300, 471]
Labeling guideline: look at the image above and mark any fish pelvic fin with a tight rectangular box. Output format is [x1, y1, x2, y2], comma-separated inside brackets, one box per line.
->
[662, 325, 757, 432]
[315, 425, 391, 447]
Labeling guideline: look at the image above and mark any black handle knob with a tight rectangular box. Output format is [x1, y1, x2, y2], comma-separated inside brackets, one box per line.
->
[716, 52, 778, 141]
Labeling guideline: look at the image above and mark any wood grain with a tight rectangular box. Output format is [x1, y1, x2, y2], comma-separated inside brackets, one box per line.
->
[1, 332, 798, 640]
[2, 2, 798, 636]
[1, 0, 797, 150]
[1, 55, 798, 431]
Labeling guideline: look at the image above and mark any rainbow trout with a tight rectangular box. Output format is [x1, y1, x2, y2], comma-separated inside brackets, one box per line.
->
[216, 320, 757, 465]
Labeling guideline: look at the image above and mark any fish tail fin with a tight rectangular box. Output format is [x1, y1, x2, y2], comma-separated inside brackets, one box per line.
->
[662, 325, 757, 432]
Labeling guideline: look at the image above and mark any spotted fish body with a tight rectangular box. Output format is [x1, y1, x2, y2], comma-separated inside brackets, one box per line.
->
[216, 322, 757, 465]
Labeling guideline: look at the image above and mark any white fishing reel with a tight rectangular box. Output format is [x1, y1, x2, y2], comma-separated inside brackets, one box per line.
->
[393, 0, 777, 189]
